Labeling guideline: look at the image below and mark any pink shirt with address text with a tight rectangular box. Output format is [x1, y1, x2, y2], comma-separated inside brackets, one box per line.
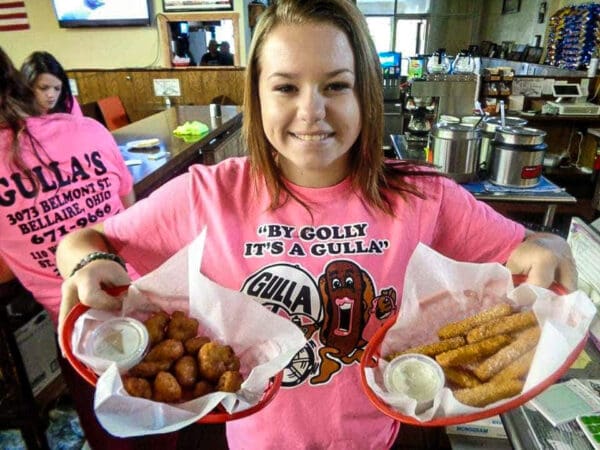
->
[0, 113, 133, 325]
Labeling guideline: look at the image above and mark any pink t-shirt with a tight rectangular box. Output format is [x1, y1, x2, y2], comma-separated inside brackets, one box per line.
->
[71, 97, 83, 116]
[0, 114, 133, 324]
[104, 157, 524, 449]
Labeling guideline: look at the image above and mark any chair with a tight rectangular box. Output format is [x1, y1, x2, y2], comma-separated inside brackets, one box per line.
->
[96, 96, 130, 131]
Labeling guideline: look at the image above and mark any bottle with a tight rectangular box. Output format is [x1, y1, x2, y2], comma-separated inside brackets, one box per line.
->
[588, 48, 599, 77]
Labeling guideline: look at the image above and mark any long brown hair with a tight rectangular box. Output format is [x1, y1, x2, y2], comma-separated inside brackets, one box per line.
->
[21, 51, 76, 114]
[0, 46, 44, 189]
[243, 0, 431, 215]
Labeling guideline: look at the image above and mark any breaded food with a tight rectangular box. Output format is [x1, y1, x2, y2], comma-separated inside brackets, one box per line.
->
[438, 302, 513, 339]
[198, 342, 241, 382]
[217, 370, 243, 393]
[453, 379, 524, 407]
[153, 371, 182, 403]
[192, 380, 215, 398]
[167, 311, 199, 341]
[436, 335, 512, 367]
[144, 311, 170, 346]
[466, 311, 538, 343]
[129, 360, 172, 378]
[123, 377, 152, 399]
[121, 310, 246, 405]
[443, 367, 482, 389]
[184, 336, 211, 356]
[386, 336, 466, 361]
[491, 348, 536, 383]
[145, 339, 185, 363]
[173, 355, 198, 388]
[473, 327, 540, 381]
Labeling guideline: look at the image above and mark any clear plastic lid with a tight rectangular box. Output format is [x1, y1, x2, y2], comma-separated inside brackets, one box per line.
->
[384, 353, 445, 411]
[85, 317, 149, 374]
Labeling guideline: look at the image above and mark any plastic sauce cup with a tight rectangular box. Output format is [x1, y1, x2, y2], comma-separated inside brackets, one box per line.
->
[84, 317, 149, 375]
[384, 353, 445, 413]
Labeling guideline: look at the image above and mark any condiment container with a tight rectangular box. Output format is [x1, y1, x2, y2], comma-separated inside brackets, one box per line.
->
[479, 116, 528, 176]
[84, 317, 149, 375]
[489, 126, 547, 188]
[384, 353, 445, 413]
[430, 123, 481, 183]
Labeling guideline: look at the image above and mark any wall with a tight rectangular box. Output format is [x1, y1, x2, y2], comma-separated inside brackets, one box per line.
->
[1, 1, 593, 72]
[427, 0, 483, 54]
[68, 68, 245, 121]
[0, 0, 249, 69]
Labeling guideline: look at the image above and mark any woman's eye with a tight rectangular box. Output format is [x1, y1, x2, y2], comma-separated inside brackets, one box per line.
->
[327, 82, 351, 91]
[274, 84, 296, 93]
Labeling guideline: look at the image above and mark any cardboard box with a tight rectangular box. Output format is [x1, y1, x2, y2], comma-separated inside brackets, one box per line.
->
[446, 415, 507, 439]
[14, 310, 61, 396]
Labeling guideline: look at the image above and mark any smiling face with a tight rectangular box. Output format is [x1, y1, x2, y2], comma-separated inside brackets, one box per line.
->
[33, 73, 62, 113]
[257, 22, 361, 188]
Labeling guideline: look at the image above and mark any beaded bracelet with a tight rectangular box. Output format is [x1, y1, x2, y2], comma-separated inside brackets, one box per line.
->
[69, 251, 127, 277]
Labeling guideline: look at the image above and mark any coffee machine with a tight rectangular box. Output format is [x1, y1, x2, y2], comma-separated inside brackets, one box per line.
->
[409, 73, 479, 121]
[398, 74, 478, 161]
[402, 95, 435, 159]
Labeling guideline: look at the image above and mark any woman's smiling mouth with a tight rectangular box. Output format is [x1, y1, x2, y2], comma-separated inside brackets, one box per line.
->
[291, 132, 333, 141]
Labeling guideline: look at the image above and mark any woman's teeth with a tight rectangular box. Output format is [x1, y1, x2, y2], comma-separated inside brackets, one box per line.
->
[294, 133, 329, 141]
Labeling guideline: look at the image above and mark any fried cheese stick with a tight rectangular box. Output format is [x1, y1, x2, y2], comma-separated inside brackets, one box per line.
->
[438, 302, 514, 339]
[454, 379, 524, 407]
[443, 367, 482, 389]
[435, 335, 512, 367]
[473, 327, 540, 381]
[490, 348, 536, 383]
[466, 311, 538, 343]
[386, 336, 466, 361]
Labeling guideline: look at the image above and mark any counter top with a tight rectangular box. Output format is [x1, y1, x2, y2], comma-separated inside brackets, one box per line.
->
[514, 113, 600, 122]
[501, 340, 600, 450]
[112, 105, 242, 198]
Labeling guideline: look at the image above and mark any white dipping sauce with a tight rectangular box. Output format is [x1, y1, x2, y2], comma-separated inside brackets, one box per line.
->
[384, 355, 443, 402]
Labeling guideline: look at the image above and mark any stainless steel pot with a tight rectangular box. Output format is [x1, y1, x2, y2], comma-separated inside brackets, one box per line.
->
[479, 118, 528, 174]
[430, 123, 481, 183]
[489, 126, 547, 188]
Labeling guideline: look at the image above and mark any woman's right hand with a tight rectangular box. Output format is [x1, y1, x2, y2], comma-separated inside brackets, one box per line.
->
[58, 258, 131, 337]
[56, 224, 130, 336]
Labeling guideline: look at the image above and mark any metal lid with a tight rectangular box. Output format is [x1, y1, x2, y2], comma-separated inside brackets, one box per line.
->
[431, 123, 481, 140]
[494, 126, 546, 145]
[85, 317, 149, 374]
[483, 116, 528, 132]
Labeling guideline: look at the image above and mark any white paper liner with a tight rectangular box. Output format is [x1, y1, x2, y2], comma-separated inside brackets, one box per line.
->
[365, 243, 596, 422]
[70, 228, 307, 437]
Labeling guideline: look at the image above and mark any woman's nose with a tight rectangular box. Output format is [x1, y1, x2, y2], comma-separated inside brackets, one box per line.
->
[297, 89, 325, 123]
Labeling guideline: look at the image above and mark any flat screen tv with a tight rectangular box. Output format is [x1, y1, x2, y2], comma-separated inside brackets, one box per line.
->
[52, 0, 152, 28]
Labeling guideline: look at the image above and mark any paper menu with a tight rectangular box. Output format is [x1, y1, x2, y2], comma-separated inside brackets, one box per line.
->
[528, 379, 600, 427]
[568, 217, 600, 307]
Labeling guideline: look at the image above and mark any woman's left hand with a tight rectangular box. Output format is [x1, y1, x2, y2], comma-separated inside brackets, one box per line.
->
[506, 231, 577, 291]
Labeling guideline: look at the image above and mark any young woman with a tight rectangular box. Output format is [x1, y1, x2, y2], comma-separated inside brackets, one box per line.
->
[55, 1, 576, 448]
[0, 47, 177, 449]
[20, 51, 82, 115]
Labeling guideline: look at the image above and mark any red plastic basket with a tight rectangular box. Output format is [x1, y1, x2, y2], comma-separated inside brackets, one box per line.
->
[60, 289, 283, 423]
[360, 275, 588, 426]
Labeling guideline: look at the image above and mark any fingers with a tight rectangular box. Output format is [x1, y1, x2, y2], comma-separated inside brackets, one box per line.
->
[523, 262, 556, 290]
[555, 254, 578, 292]
[506, 232, 577, 291]
[58, 259, 131, 344]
